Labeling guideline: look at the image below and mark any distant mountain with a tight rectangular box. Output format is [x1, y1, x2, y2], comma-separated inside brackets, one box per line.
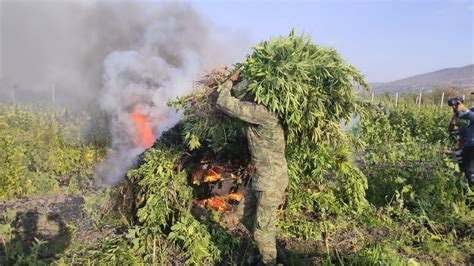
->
[371, 64, 474, 93]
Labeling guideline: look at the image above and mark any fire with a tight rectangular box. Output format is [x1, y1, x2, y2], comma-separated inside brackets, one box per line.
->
[192, 159, 247, 212]
[193, 192, 244, 212]
[130, 111, 154, 148]
[228, 192, 243, 201]
[203, 168, 222, 182]
[192, 161, 238, 184]
[204, 196, 231, 212]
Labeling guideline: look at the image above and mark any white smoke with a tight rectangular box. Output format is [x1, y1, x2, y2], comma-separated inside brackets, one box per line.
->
[1, 1, 250, 185]
[96, 3, 249, 185]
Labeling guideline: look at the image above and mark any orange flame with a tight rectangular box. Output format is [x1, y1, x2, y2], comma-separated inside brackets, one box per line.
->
[228, 192, 243, 201]
[130, 111, 154, 148]
[193, 162, 240, 184]
[204, 196, 231, 212]
[193, 192, 244, 212]
[203, 168, 222, 182]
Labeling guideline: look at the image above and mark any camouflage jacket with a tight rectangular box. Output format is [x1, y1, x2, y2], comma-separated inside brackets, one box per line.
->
[217, 80, 288, 191]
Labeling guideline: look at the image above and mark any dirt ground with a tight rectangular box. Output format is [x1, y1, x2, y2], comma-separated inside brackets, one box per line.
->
[0, 194, 99, 262]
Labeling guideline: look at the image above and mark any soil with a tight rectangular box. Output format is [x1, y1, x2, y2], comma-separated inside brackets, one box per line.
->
[0, 194, 102, 263]
[217, 212, 258, 265]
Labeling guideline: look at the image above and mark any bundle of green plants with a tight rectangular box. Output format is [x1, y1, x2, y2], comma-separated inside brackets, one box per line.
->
[237, 29, 369, 145]
[170, 30, 370, 215]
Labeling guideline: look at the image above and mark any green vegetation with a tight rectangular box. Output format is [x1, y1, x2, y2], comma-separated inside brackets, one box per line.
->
[0, 32, 472, 265]
[0, 104, 108, 198]
[238, 30, 369, 145]
[347, 106, 472, 264]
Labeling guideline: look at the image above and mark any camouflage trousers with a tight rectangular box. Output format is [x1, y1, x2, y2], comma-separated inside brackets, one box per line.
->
[236, 187, 285, 264]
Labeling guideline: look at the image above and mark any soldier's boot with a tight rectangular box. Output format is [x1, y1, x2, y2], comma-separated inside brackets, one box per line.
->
[255, 247, 286, 265]
[254, 246, 287, 265]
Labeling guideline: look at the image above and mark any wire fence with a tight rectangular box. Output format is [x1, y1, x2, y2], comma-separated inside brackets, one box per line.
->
[366, 89, 474, 109]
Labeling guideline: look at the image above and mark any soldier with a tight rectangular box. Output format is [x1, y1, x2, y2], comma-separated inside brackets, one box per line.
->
[217, 71, 288, 265]
[449, 97, 474, 184]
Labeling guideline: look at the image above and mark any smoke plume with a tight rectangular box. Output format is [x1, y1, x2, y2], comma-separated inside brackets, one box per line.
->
[1, 1, 249, 185]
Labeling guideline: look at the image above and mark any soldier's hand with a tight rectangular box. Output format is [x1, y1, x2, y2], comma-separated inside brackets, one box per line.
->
[230, 70, 241, 82]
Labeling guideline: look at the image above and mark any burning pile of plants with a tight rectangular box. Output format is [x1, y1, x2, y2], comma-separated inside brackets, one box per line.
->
[191, 158, 252, 212]
[104, 31, 372, 264]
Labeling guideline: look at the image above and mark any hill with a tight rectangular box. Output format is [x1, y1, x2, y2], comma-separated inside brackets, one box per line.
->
[371, 64, 474, 93]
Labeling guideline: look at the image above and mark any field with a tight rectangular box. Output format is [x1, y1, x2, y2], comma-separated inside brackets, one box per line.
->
[0, 89, 472, 265]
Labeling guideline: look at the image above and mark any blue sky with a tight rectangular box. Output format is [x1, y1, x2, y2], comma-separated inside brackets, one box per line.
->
[189, 0, 473, 82]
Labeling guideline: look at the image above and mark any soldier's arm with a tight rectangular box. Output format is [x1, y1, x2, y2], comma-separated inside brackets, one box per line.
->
[216, 80, 279, 126]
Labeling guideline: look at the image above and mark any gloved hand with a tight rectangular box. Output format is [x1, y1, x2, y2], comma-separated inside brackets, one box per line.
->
[230, 70, 240, 82]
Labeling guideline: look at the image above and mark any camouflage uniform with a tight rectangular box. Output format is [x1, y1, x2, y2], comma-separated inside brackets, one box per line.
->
[217, 80, 288, 264]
